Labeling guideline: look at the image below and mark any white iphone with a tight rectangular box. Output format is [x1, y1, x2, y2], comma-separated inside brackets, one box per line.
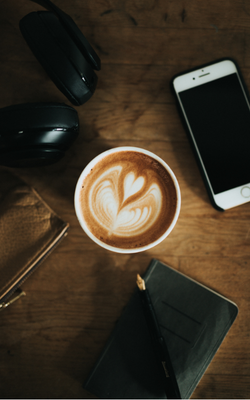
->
[172, 58, 250, 210]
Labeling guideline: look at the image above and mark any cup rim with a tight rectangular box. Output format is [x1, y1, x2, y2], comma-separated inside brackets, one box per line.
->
[74, 146, 181, 253]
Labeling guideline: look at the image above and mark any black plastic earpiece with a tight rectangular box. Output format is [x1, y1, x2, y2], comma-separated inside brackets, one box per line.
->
[0, 103, 79, 167]
[20, 0, 101, 105]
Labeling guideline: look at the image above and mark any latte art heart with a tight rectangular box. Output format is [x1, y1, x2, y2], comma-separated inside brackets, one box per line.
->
[89, 167, 162, 237]
[123, 172, 144, 201]
[78, 150, 178, 250]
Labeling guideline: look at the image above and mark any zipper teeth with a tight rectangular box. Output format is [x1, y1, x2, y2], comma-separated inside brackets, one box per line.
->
[0, 224, 69, 305]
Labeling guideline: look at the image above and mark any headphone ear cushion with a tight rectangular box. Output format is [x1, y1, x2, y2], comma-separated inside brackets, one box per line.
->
[19, 11, 98, 106]
[0, 148, 65, 168]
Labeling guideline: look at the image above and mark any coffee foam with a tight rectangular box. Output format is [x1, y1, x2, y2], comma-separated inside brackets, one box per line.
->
[79, 151, 177, 249]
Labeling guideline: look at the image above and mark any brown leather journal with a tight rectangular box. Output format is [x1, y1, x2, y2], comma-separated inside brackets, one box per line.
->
[0, 168, 69, 309]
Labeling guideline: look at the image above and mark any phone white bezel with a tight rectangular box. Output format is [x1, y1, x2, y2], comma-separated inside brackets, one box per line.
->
[173, 59, 250, 210]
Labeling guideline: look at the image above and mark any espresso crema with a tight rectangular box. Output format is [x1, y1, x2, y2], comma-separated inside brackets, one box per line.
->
[79, 151, 177, 249]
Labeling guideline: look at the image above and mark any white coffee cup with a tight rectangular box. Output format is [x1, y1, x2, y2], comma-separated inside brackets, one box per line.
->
[74, 146, 181, 253]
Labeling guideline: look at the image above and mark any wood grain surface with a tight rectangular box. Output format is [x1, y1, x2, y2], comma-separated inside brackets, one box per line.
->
[0, 0, 250, 398]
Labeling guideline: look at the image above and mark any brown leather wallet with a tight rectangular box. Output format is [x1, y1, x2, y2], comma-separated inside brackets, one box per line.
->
[0, 168, 69, 309]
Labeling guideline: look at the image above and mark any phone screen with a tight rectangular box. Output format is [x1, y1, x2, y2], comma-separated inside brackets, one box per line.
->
[178, 73, 250, 194]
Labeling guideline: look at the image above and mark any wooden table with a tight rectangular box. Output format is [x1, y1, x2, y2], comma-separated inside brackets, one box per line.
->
[0, 0, 250, 398]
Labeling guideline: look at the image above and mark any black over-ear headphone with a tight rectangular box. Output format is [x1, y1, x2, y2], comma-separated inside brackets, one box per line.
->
[0, 0, 101, 167]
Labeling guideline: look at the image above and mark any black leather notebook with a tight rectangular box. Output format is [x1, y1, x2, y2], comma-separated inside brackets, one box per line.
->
[84, 259, 238, 399]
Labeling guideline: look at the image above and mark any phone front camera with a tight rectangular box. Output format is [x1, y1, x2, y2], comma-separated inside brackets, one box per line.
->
[193, 77, 195, 80]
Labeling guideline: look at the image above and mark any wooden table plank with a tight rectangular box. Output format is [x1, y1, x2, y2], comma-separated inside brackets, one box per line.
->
[0, 0, 250, 398]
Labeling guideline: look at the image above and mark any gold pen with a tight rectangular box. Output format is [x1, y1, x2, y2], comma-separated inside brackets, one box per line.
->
[136, 274, 181, 399]
[0, 289, 26, 311]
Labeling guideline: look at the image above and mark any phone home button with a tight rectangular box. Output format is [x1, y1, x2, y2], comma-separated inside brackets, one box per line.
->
[241, 186, 250, 198]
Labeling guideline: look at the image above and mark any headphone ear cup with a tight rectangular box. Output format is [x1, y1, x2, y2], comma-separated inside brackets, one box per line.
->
[0, 102, 79, 167]
[19, 11, 98, 106]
